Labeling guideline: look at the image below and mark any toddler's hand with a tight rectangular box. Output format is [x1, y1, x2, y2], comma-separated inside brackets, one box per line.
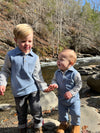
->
[64, 91, 72, 99]
[0, 86, 6, 96]
[49, 84, 58, 90]
[44, 84, 58, 92]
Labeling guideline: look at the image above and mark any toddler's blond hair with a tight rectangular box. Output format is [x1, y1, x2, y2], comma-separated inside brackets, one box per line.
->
[60, 49, 77, 65]
[13, 23, 33, 39]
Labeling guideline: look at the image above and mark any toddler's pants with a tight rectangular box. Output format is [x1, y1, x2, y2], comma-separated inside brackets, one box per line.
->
[58, 98, 80, 125]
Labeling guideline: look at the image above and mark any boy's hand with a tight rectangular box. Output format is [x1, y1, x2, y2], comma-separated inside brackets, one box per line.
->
[0, 86, 6, 96]
[44, 84, 58, 92]
[43, 87, 51, 92]
[64, 91, 72, 99]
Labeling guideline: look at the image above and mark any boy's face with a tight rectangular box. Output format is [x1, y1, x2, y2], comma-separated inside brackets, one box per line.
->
[57, 52, 71, 72]
[15, 33, 33, 54]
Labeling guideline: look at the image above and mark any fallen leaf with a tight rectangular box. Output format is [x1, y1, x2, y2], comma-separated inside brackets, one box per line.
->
[13, 121, 18, 124]
[82, 125, 88, 130]
[14, 113, 17, 116]
[3, 119, 8, 122]
[82, 125, 88, 133]
[43, 110, 51, 114]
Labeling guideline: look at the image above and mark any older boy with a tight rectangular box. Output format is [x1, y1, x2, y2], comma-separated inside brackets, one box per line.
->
[0, 23, 48, 133]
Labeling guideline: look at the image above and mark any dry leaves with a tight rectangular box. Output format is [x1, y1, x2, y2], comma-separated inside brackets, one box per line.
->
[82, 125, 88, 133]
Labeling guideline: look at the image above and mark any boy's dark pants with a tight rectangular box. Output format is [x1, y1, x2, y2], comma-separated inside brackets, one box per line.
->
[14, 91, 43, 129]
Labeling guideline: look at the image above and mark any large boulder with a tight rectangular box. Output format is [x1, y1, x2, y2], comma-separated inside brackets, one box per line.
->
[87, 74, 100, 93]
[28, 91, 58, 113]
[81, 44, 100, 56]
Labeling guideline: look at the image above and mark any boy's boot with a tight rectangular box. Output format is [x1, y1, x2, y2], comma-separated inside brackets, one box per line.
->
[71, 125, 80, 133]
[19, 127, 27, 133]
[56, 121, 69, 133]
[34, 127, 43, 133]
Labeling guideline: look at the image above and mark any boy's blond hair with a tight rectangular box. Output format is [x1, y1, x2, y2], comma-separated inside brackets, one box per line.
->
[60, 49, 77, 65]
[13, 23, 33, 39]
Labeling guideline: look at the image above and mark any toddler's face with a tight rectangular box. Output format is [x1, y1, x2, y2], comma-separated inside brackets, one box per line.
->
[16, 33, 33, 54]
[57, 52, 71, 72]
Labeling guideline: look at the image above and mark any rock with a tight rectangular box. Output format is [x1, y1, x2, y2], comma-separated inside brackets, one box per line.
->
[87, 74, 100, 93]
[80, 104, 100, 132]
[81, 44, 100, 56]
[27, 118, 60, 133]
[78, 65, 100, 75]
[40, 91, 58, 111]
[77, 53, 93, 58]
[43, 118, 60, 131]
[28, 91, 58, 114]
[28, 102, 100, 133]
[78, 69, 95, 75]
[0, 104, 12, 111]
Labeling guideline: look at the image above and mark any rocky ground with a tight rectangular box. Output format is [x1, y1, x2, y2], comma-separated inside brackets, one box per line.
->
[0, 90, 100, 133]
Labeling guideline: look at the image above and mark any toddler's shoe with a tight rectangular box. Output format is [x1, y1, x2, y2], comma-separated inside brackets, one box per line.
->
[56, 121, 69, 133]
[71, 125, 80, 133]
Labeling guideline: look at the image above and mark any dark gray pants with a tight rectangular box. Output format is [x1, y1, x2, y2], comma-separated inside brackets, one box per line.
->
[14, 91, 42, 128]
